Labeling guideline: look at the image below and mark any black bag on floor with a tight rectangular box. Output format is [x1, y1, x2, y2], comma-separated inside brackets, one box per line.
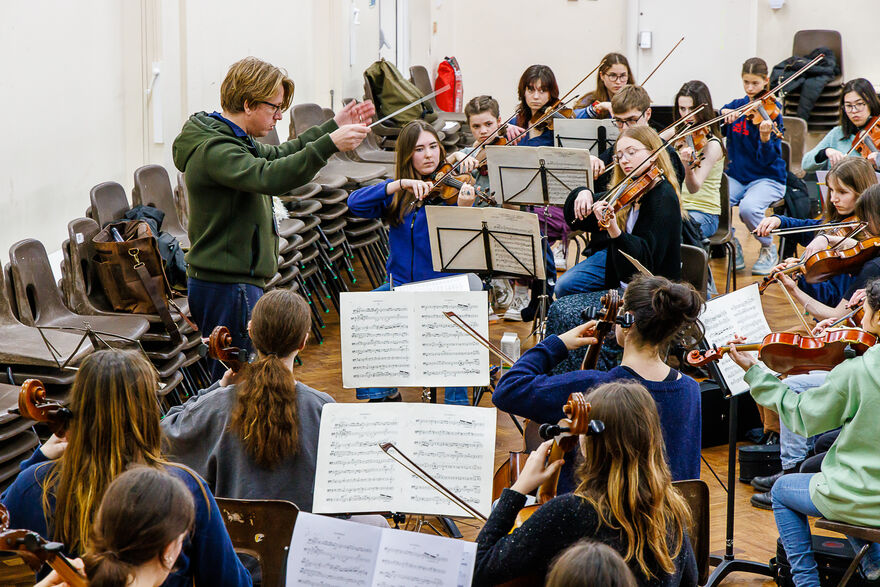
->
[738, 444, 781, 483]
[771, 535, 870, 586]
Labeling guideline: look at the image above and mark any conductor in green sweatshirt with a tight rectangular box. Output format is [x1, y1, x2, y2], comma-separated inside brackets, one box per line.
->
[728, 278, 880, 587]
[172, 57, 373, 379]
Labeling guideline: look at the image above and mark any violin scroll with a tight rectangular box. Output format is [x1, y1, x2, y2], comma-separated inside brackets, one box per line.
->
[12, 379, 72, 436]
[686, 347, 725, 367]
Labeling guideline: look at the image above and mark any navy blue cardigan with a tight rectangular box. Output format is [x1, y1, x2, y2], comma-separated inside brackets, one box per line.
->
[493, 335, 702, 481]
[1, 450, 251, 587]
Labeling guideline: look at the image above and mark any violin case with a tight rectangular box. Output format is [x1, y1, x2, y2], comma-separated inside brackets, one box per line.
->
[737, 444, 782, 483]
[771, 535, 870, 586]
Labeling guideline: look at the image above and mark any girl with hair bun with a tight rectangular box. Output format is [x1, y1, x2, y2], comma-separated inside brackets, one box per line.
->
[493, 275, 703, 483]
[162, 289, 334, 513]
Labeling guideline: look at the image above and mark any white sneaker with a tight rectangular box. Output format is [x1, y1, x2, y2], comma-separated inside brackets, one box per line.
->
[552, 241, 567, 271]
[751, 246, 779, 276]
[504, 285, 530, 321]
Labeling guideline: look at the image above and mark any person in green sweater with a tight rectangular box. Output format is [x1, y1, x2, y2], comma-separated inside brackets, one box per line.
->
[727, 278, 880, 586]
[802, 78, 880, 172]
[172, 56, 373, 378]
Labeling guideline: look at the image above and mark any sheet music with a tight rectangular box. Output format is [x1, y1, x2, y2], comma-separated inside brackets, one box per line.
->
[341, 291, 489, 388]
[287, 513, 477, 587]
[484, 145, 591, 206]
[394, 274, 471, 292]
[425, 206, 545, 280]
[553, 118, 619, 156]
[313, 403, 496, 517]
[700, 284, 773, 395]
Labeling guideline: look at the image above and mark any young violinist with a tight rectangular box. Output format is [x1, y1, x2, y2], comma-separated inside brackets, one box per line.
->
[756, 157, 878, 307]
[474, 381, 697, 586]
[1, 350, 251, 586]
[661, 81, 726, 240]
[546, 540, 638, 587]
[346, 119, 476, 403]
[493, 275, 703, 483]
[554, 125, 683, 298]
[573, 52, 634, 117]
[162, 290, 332, 513]
[802, 78, 880, 172]
[726, 277, 880, 586]
[720, 57, 787, 276]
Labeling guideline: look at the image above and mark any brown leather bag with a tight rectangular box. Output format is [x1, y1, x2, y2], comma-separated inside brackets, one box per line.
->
[92, 220, 185, 343]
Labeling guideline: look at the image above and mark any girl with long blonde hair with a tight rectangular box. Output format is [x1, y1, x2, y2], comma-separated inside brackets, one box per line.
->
[1, 349, 250, 586]
[474, 381, 697, 586]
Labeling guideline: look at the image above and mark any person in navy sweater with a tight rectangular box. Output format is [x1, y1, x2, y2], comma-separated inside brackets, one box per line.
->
[1, 350, 251, 587]
[493, 275, 703, 483]
[720, 57, 788, 276]
[347, 119, 477, 404]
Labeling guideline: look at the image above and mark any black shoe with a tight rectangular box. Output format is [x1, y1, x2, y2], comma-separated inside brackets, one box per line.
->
[368, 393, 402, 402]
[750, 492, 773, 510]
[751, 470, 784, 493]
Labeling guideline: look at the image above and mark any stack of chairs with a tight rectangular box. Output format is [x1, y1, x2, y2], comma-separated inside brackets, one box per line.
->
[132, 165, 191, 249]
[782, 29, 844, 133]
[0, 384, 40, 492]
[409, 64, 471, 147]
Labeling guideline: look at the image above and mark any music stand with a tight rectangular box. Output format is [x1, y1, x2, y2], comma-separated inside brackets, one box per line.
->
[484, 145, 591, 337]
[553, 118, 619, 155]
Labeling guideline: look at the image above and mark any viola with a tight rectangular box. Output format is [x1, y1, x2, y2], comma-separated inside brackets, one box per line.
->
[852, 116, 880, 158]
[203, 326, 248, 372]
[686, 328, 877, 375]
[0, 504, 87, 587]
[10, 379, 72, 436]
[760, 236, 880, 292]
[598, 164, 665, 229]
[579, 290, 622, 370]
[743, 94, 784, 139]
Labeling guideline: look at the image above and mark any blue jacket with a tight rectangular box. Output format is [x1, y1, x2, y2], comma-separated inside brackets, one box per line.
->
[493, 335, 702, 482]
[721, 96, 787, 185]
[775, 215, 823, 247]
[1, 450, 251, 587]
[347, 179, 458, 285]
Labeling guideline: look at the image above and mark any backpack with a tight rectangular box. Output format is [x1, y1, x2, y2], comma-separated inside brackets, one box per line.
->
[435, 56, 463, 112]
[365, 59, 437, 126]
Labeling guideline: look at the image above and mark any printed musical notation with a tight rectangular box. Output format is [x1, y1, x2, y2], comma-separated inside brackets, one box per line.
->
[312, 403, 496, 519]
[483, 145, 591, 206]
[287, 513, 476, 587]
[340, 291, 489, 388]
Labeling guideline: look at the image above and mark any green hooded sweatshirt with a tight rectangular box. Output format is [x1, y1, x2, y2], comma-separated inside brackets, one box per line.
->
[172, 112, 338, 286]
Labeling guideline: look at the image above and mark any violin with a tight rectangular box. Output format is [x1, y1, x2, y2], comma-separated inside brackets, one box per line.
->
[0, 504, 87, 587]
[743, 94, 784, 139]
[598, 164, 665, 229]
[674, 126, 711, 170]
[579, 290, 622, 370]
[203, 326, 248, 372]
[529, 100, 574, 132]
[760, 236, 880, 292]
[686, 328, 877, 375]
[851, 115, 880, 158]
[10, 379, 72, 436]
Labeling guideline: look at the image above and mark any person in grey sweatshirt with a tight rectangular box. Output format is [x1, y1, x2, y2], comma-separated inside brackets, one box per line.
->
[161, 289, 332, 512]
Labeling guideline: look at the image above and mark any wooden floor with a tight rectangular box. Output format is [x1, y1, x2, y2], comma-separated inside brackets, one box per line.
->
[289, 214, 829, 585]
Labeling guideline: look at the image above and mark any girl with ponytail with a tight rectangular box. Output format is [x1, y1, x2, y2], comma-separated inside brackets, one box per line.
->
[162, 289, 333, 512]
[493, 275, 704, 483]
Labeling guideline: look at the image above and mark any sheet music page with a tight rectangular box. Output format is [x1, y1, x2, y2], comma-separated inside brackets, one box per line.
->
[286, 512, 381, 586]
[425, 206, 543, 279]
[341, 291, 489, 388]
[457, 541, 477, 587]
[394, 274, 472, 292]
[699, 284, 773, 395]
[313, 403, 496, 517]
[373, 527, 462, 587]
[553, 118, 619, 157]
[484, 145, 591, 206]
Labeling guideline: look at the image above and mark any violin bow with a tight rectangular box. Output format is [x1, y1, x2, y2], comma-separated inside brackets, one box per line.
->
[558, 60, 607, 104]
[845, 115, 880, 156]
[639, 36, 685, 86]
[775, 280, 816, 337]
[442, 311, 516, 365]
[767, 220, 864, 236]
[828, 303, 864, 329]
[379, 442, 488, 521]
[369, 85, 450, 128]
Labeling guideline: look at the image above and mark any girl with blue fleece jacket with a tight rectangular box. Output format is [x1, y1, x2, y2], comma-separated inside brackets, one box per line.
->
[347, 119, 478, 404]
[720, 57, 787, 277]
[493, 275, 703, 485]
[802, 78, 880, 172]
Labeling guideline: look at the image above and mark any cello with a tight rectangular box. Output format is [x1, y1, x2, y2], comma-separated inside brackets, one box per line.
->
[10, 379, 71, 436]
[202, 326, 248, 372]
[579, 290, 632, 370]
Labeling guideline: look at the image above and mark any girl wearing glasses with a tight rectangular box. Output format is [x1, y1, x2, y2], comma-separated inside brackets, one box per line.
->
[554, 125, 684, 298]
[802, 78, 880, 172]
[574, 53, 633, 118]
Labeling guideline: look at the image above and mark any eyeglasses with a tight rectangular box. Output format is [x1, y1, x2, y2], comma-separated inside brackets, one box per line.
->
[603, 73, 628, 83]
[611, 111, 645, 129]
[613, 147, 649, 164]
[844, 101, 868, 113]
[259, 100, 284, 115]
